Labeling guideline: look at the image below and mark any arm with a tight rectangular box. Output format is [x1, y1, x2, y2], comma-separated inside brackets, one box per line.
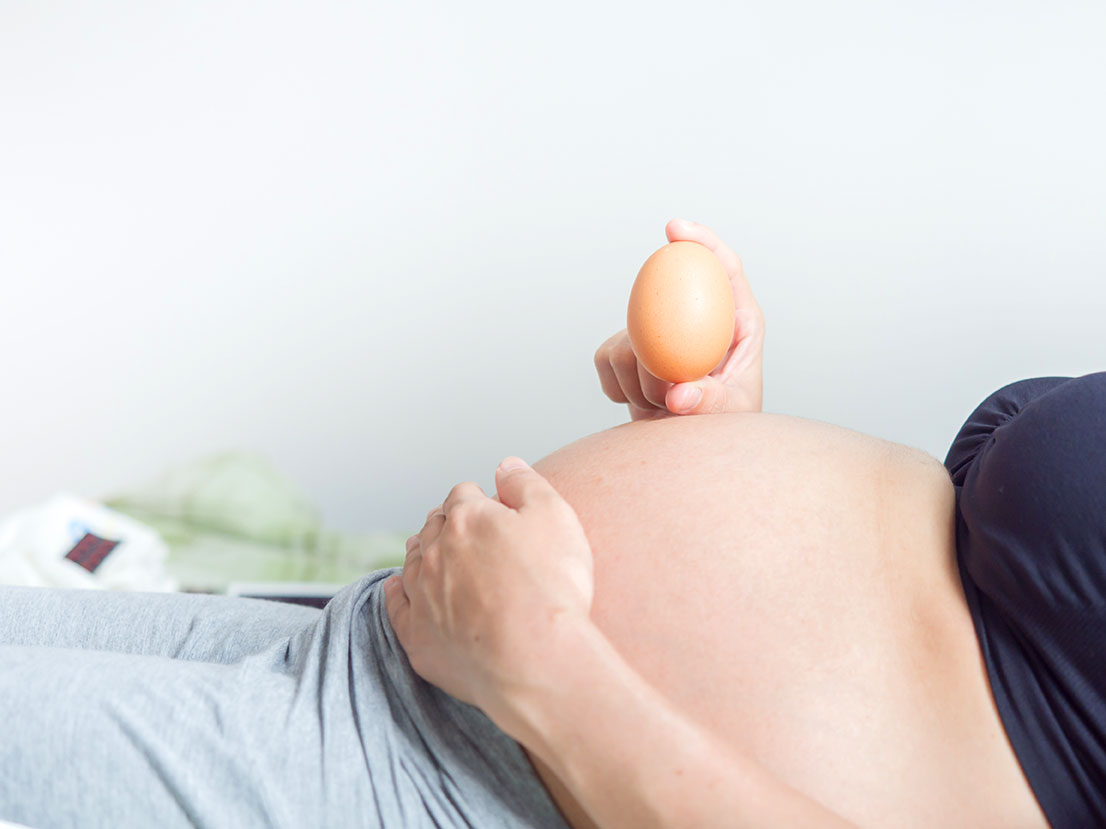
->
[499, 613, 855, 829]
[385, 458, 855, 829]
[594, 219, 765, 420]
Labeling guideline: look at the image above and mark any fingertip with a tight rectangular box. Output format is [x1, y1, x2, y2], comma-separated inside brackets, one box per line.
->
[667, 383, 703, 414]
[665, 218, 694, 241]
[498, 456, 528, 473]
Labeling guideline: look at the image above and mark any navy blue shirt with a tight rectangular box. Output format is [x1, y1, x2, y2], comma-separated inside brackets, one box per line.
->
[945, 374, 1106, 827]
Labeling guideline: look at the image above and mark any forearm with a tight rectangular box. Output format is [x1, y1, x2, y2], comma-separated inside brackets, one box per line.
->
[486, 616, 856, 829]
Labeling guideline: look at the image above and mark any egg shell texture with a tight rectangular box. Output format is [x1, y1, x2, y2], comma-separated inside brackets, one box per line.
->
[626, 241, 735, 383]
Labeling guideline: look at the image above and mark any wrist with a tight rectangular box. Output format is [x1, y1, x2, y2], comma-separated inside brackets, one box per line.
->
[478, 611, 604, 751]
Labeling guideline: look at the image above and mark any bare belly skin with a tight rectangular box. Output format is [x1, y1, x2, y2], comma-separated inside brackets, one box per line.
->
[526, 412, 1047, 828]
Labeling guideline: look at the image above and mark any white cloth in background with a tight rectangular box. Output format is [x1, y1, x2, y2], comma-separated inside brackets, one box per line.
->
[0, 493, 175, 591]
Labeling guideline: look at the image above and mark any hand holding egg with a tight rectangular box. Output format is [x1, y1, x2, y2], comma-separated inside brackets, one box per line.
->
[594, 219, 765, 420]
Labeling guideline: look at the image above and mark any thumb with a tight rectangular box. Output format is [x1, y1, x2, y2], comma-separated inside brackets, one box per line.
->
[495, 457, 554, 511]
[666, 376, 750, 416]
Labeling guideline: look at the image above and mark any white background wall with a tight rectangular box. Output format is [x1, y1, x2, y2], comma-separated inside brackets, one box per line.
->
[1, 1, 1103, 532]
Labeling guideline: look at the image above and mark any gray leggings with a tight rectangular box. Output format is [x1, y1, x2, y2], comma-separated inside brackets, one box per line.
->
[0, 569, 566, 829]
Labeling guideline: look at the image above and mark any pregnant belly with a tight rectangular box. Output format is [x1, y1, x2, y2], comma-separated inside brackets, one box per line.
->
[529, 412, 1038, 827]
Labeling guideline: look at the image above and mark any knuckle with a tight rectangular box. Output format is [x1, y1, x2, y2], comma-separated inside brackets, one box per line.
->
[449, 500, 475, 524]
[638, 370, 667, 406]
[595, 332, 625, 369]
[610, 343, 638, 373]
[421, 512, 443, 537]
[420, 543, 441, 573]
[442, 513, 463, 538]
[596, 359, 628, 402]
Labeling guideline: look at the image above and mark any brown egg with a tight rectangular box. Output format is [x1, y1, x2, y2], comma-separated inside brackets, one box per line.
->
[627, 241, 735, 383]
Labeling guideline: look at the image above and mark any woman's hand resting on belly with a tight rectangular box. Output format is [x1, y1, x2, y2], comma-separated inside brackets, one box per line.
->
[384, 457, 594, 725]
[386, 457, 858, 829]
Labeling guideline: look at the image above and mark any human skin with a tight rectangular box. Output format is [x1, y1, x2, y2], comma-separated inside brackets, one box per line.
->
[388, 219, 1049, 825]
[518, 411, 1048, 827]
[389, 410, 1050, 826]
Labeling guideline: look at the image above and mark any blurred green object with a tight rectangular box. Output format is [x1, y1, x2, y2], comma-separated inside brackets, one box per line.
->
[106, 452, 408, 593]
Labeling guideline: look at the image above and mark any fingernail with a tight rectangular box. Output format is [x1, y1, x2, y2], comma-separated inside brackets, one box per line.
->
[673, 385, 702, 411]
[405, 535, 419, 553]
[499, 456, 527, 471]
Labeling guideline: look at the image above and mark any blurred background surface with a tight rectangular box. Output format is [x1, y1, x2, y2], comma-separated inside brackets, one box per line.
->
[1, 0, 1103, 535]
